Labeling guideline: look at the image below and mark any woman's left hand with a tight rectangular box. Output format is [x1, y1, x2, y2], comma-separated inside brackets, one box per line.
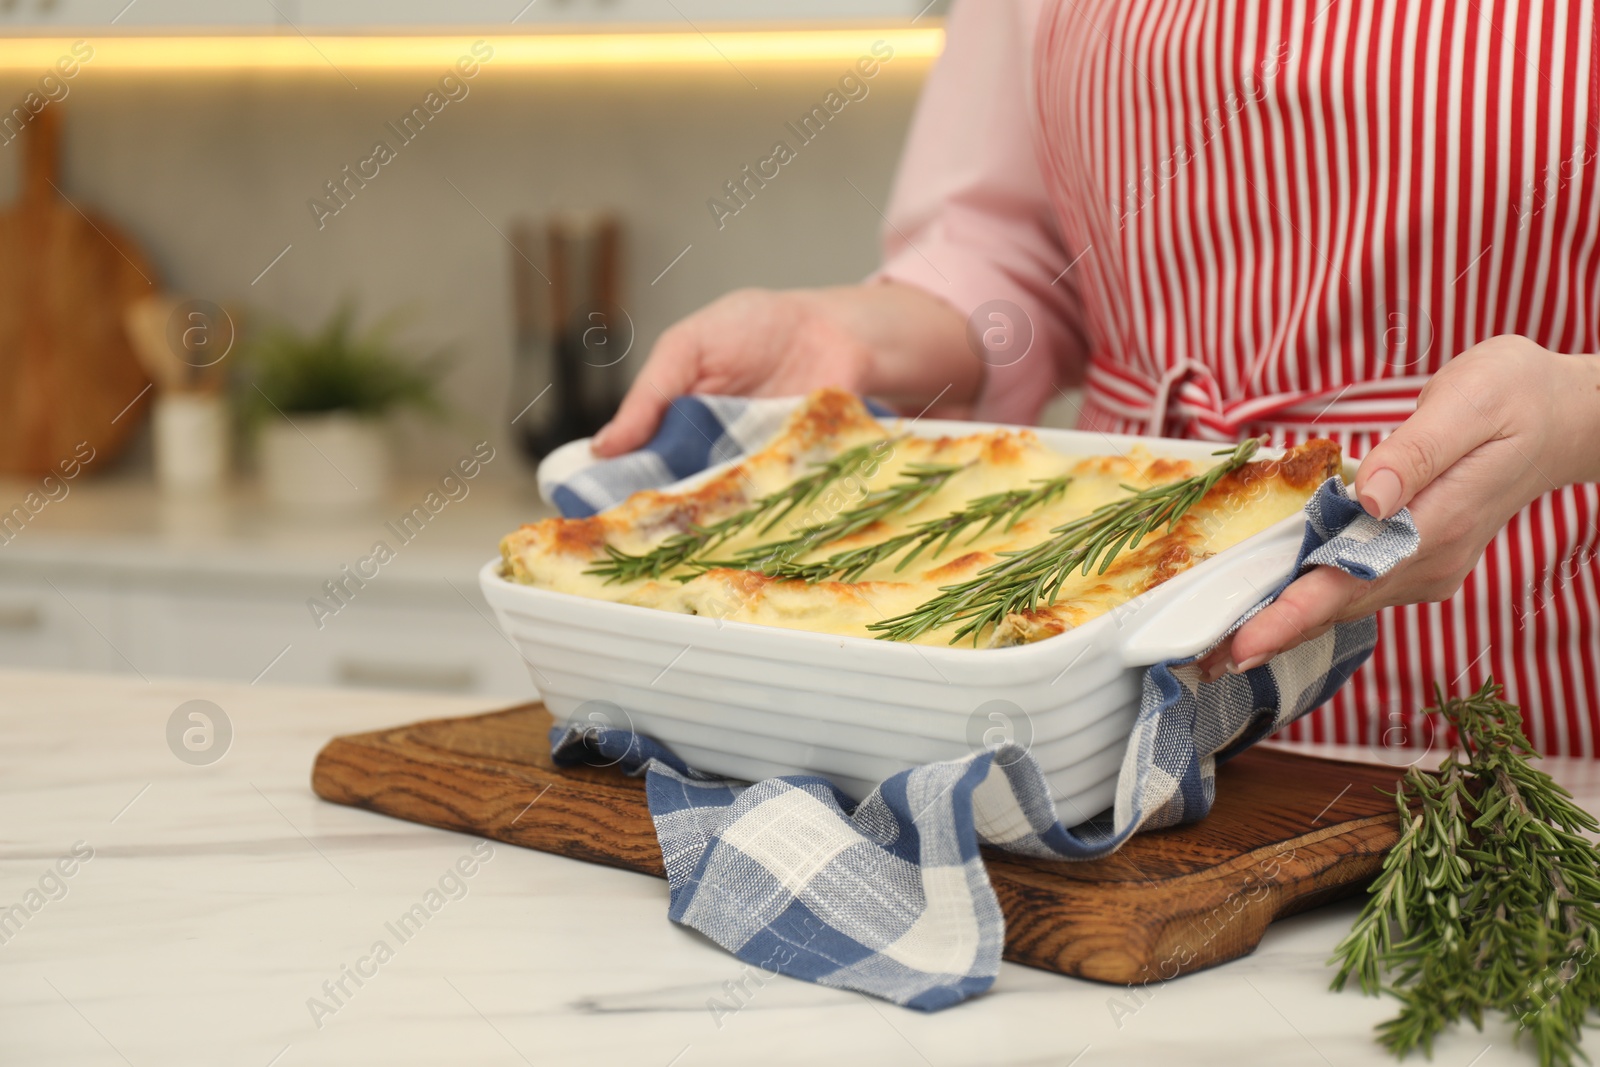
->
[1208, 335, 1600, 679]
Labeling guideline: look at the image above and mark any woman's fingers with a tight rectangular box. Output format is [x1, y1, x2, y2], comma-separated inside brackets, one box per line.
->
[1352, 362, 1494, 519]
[588, 284, 975, 458]
[1224, 565, 1369, 672]
[1207, 339, 1573, 681]
[591, 327, 702, 456]
[1205, 471, 1494, 680]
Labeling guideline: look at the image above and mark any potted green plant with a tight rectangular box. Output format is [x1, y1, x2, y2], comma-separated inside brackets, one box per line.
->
[239, 302, 447, 509]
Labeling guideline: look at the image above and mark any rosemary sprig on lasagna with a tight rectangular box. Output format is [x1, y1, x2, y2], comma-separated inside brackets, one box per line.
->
[684, 461, 967, 580]
[587, 437, 894, 584]
[866, 438, 1261, 646]
[742, 474, 1076, 584]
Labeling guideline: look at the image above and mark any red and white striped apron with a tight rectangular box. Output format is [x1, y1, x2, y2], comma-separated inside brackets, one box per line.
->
[1033, 0, 1600, 755]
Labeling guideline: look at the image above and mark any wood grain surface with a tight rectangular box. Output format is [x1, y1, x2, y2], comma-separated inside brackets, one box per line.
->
[312, 702, 1403, 984]
[0, 106, 155, 476]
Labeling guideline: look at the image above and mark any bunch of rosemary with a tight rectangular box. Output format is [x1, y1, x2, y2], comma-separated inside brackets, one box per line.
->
[1330, 680, 1600, 1066]
[869, 438, 1260, 645]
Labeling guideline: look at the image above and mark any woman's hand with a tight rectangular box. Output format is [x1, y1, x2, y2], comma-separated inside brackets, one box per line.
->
[1212, 336, 1600, 678]
[591, 283, 976, 456]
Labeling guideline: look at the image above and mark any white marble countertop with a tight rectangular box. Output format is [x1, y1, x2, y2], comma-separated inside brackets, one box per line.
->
[4, 669, 1594, 1067]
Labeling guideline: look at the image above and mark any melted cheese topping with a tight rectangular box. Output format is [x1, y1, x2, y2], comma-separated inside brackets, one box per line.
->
[499, 389, 1343, 648]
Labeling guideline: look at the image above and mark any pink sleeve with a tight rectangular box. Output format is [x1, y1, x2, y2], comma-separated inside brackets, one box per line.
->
[874, 0, 1088, 425]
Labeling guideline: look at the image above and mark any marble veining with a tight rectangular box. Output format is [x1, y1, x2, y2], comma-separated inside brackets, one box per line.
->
[2, 668, 1590, 1066]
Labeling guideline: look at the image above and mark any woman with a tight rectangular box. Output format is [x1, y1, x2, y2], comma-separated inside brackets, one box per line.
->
[592, 0, 1600, 755]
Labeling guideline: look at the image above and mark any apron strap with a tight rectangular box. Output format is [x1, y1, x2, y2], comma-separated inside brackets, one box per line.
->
[1085, 355, 1429, 439]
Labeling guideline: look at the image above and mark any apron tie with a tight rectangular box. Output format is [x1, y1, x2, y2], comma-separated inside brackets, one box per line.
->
[1085, 355, 1430, 440]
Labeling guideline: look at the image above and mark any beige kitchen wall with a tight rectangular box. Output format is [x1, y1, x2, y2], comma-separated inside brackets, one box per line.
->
[0, 47, 933, 477]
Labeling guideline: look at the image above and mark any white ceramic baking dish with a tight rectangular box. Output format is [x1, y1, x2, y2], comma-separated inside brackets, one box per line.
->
[482, 418, 1337, 822]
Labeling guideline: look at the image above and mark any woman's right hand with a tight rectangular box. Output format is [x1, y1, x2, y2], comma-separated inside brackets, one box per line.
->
[590, 282, 976, 456]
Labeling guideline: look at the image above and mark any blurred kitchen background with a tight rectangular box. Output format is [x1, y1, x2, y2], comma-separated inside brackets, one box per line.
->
[0, 1, 957, 698]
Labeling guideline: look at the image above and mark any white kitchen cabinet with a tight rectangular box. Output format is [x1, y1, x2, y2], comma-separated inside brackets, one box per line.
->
[0, 579, 120, 673]
[0, 475, 548, 701]
[118, 583, 536, 696]
[0, 573, 538, 699]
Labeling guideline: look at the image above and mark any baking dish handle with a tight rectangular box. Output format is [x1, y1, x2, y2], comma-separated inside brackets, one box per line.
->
[1114, 515, 1306, 667]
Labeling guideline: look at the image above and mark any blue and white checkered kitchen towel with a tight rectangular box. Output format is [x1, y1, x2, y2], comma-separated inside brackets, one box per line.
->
[546, 394, 1421, 1010]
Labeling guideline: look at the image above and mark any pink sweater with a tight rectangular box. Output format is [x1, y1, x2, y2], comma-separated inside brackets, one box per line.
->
[876, 0, 1087, 425]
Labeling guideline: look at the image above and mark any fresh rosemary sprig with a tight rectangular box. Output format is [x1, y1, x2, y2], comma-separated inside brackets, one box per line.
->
[684, 461, 967, 581]
[586, 437, 892, 584]
[1330, 680, 1600, 1067]
[745, 474, 1075, 584]
[867, 438, 1260, 645]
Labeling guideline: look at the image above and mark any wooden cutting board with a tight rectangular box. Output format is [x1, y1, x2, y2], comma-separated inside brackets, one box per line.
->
[312, 703, 1403, 985]
[0, 106, 155, 476]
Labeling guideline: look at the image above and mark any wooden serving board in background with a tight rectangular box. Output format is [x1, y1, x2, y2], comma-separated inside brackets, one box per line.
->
[0, 106, 154, 476]
[312, 703, 1402, 984]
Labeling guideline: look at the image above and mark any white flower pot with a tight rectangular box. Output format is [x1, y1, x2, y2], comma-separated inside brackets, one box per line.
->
[259, 413, 390, 510]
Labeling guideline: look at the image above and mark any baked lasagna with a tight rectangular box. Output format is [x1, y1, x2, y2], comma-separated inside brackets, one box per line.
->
[499, 389, 1342, 648]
